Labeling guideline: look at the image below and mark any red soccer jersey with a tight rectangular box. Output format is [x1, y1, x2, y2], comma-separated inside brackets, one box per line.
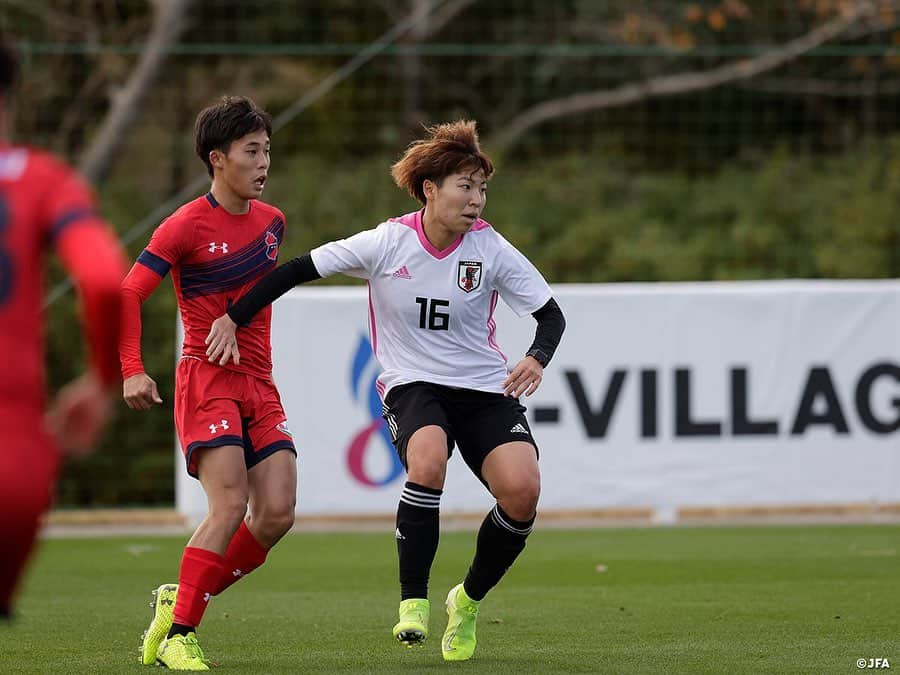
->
[0, 145, 125, 425]
[120, 192, 285, 381]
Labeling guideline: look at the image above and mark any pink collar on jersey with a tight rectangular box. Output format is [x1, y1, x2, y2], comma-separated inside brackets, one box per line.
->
[389, 209, 490, 260]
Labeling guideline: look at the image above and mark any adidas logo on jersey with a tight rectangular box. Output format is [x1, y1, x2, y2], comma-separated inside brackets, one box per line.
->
[510, 423, 529, 434]
[395, 527, 406, 540]
[392, 265, 412, 279]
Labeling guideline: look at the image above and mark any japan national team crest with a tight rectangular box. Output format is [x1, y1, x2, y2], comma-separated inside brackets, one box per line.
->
[457, 260, 483, 293]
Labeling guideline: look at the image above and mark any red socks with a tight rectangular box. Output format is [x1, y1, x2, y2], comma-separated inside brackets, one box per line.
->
[173, 547, 226, 627]
[172, 524, 270, 628]
[214, 521, 269, 595]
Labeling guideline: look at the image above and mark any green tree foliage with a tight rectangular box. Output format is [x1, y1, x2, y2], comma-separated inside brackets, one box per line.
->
[6, 1, 898, 505]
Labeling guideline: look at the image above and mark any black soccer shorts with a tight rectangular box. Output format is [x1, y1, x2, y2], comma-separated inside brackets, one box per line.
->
[382, 381, 539, 483]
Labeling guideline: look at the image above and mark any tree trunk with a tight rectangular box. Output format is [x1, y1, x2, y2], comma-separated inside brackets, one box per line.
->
[78, 0, 194, 184]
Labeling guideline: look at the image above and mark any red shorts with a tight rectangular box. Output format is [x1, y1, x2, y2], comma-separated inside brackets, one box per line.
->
[174, 357, 295, 478]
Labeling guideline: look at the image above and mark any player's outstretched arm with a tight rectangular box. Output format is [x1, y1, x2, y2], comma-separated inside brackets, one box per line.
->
[56, 222, 128, 390]
[205, 253, 322, 365]
[53, 218, 129, 454]
[502, 298, 566, 398]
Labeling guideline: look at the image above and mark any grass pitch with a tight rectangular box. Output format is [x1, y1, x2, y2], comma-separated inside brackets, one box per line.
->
[1, 524, 897, 673]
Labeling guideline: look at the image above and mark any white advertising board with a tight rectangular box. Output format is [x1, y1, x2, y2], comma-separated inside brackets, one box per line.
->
[177, 281, 900, 521]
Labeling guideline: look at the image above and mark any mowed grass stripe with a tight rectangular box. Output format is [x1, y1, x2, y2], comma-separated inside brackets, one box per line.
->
[1, 525, 896, 673]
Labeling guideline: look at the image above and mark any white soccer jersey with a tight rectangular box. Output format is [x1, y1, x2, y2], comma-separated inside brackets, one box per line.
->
[310, 209, 552, 398]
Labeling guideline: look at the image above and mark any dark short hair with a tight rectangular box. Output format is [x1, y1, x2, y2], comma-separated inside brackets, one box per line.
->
[194, 95, 272, 177]
[0, 37, 20, 97]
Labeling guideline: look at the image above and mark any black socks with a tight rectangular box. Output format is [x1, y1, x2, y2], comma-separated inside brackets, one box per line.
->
[396, 481, 442, 600]
[167, 622, 195, 638]
[463, 504, 534, 601]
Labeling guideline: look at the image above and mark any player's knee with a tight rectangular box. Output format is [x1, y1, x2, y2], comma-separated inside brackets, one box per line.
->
[406, 449, 447, 489]
[497, 479, 540, 522]
[406, 460, 445, 489]
[501, 498, 538, 523]
[269, 506, 295, 538]
[254, 501, 295, 541]
[210, 494, 249, 530]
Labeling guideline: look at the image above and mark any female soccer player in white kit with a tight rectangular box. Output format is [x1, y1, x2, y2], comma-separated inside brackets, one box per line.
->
[205, 120, 565, 662]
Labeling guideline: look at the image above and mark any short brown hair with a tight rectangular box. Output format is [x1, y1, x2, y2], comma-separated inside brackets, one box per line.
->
[391, 120, 494, 205]
[194, 95, 272, 177]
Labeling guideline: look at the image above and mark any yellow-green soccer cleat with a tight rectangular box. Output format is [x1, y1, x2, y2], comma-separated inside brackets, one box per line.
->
[155, 632, 209, 671]
[441, 583, 480, 661]
[139, 583, 178, 666]
[392, 598, 430, 646]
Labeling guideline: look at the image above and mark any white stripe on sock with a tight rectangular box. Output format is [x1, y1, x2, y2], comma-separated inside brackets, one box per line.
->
[490, 505, 533, 535]
[401, 487, 441, 509]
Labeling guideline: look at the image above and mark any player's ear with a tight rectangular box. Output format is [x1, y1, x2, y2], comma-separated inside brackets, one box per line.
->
[422, 178, 435, 200]
[209, 149, 223, 170]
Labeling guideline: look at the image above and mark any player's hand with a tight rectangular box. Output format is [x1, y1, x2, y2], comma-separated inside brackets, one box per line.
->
[206, 314, 240, 366]
[47, 373, 114, 458]
[503, 355, 543, 398]
[123, 372, 163, 410]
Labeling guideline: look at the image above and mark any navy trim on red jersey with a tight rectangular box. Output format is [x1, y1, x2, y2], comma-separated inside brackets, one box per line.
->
[185, 217, 283, 277]
[50, 207, 97, 241]
[180, 217, 284, 299]
[137, 249, 172, 277]
[205, 192, 219, 208]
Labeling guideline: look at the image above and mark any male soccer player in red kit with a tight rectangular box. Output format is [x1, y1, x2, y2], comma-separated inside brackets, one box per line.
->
[0, 38, 127, 620]
[120, 96, 297, 670]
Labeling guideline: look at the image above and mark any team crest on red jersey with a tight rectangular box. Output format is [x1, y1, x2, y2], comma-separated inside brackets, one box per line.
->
[265, 230, 279, 261]
[457, 260, 483, 293]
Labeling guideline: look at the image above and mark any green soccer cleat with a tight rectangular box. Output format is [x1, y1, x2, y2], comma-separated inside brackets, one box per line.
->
[392, 598, 430, 646]
[155, 632, 209, 671]
[441, 583, 480, 661]
[139, 583, 178, 666]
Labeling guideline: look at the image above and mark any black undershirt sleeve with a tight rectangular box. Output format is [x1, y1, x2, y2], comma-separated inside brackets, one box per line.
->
[526, 297, 566, 367]
[226, 253, 322, 326]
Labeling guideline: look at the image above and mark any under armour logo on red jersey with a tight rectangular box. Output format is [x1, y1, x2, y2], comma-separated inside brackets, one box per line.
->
[209, 419, 230, 434]
[392, 265, 412, 279]
[208, 242, 229, 254]
[265, 230, 279, 261]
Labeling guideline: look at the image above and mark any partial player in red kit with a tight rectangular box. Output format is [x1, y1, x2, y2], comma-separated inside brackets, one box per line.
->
[120, 96, 297, 670]
[0, 38, 126, 620]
